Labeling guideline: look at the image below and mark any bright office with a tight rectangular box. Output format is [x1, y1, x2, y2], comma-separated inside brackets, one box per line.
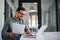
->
[0, 0, 60, 40]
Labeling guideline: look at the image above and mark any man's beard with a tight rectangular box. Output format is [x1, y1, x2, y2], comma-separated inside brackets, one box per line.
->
[19, 17, 23, 20]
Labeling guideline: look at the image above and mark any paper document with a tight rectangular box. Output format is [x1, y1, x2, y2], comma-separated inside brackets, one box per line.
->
[12, 23, 25, 34]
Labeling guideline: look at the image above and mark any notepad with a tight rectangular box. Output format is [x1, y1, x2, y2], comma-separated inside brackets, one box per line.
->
[12, 23, 25, 34]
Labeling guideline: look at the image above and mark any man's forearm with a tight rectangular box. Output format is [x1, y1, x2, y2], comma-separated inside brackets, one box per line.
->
[2, 31, 9, 38]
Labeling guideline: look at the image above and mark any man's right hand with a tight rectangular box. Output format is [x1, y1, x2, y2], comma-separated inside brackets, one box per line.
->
[25, 30, 32, 35]
[9, 32, 15, 38]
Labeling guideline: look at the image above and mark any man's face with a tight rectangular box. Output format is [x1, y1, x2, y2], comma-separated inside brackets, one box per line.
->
[16, 10, 25, 20]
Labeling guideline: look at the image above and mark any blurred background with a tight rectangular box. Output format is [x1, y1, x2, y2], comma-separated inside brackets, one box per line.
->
[0, 0, 60, 40]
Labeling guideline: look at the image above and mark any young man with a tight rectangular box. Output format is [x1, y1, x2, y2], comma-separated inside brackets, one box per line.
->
[2, 7, 31, 40]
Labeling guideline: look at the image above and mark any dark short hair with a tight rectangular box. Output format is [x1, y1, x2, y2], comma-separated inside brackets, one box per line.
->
[16, 7, 26, 11]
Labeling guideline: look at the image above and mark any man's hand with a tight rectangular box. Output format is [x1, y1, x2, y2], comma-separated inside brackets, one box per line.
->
[9, 32, 15, 38]
[25, 30, 32, 35]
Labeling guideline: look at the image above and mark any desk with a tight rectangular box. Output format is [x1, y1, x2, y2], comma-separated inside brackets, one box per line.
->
[20, 35, 36, 40]
[20, 32, 60, 40]
[36, 32, 60, 40]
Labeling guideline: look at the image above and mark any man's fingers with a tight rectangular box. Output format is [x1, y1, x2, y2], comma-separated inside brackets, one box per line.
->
[9, 32, 15, 38]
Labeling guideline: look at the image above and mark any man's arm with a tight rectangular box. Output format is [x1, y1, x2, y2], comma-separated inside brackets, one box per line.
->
[24, 24, 32, 34]
[1, 19, 15, 38]
[1, 20, 10, 38]
[23, 19, 32, 34]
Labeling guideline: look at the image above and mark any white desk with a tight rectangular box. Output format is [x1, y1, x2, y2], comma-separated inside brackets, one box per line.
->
[36, 32, 60, 40]
[20, 32, 60, 40]
[20, 35, 36, 40]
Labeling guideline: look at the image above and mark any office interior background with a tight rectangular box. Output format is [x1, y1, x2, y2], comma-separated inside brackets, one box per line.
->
[0, 0, 60, 40]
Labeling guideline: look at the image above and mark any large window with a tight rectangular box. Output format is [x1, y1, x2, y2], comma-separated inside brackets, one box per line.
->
[41, 0, 56, 32]
[22, 3, 38, 28]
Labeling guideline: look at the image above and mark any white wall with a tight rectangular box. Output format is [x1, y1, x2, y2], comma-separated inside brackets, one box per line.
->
[0, 0, 4, 40]
[6, 0, 18, 17]
[0, 0, 18, 40]
[14, 0, 18, 10]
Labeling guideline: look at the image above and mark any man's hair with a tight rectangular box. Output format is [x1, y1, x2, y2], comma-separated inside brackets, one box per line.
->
[16, 7, 26, 11]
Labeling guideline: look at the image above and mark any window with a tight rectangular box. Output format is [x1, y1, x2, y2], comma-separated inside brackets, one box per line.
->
[22, 3, 38, 28]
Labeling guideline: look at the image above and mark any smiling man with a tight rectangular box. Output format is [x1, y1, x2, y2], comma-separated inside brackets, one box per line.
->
[2, 7, 31, 40]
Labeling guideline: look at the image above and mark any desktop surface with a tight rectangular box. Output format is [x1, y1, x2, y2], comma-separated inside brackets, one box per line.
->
[36, 32, 60, 40]
[20, 32, 60, 40]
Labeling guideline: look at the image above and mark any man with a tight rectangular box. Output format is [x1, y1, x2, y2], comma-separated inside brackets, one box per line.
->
[1, 7, 31, 40]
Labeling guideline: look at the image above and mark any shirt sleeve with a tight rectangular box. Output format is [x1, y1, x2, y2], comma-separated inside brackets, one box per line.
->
[1, 19, 10, 38]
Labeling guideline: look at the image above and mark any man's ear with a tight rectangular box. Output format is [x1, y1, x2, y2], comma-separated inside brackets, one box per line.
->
[16, 11, 18, 17]
[16, 11, 18, 13]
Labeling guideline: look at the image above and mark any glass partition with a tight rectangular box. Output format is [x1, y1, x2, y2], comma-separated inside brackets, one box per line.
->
[41, 0, 56, 32]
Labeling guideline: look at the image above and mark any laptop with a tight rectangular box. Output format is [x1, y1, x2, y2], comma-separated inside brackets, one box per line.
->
[24, 24, 48, 38]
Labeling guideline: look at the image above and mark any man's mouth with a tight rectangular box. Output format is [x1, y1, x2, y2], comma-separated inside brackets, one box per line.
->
[20, 16, 23, 17]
